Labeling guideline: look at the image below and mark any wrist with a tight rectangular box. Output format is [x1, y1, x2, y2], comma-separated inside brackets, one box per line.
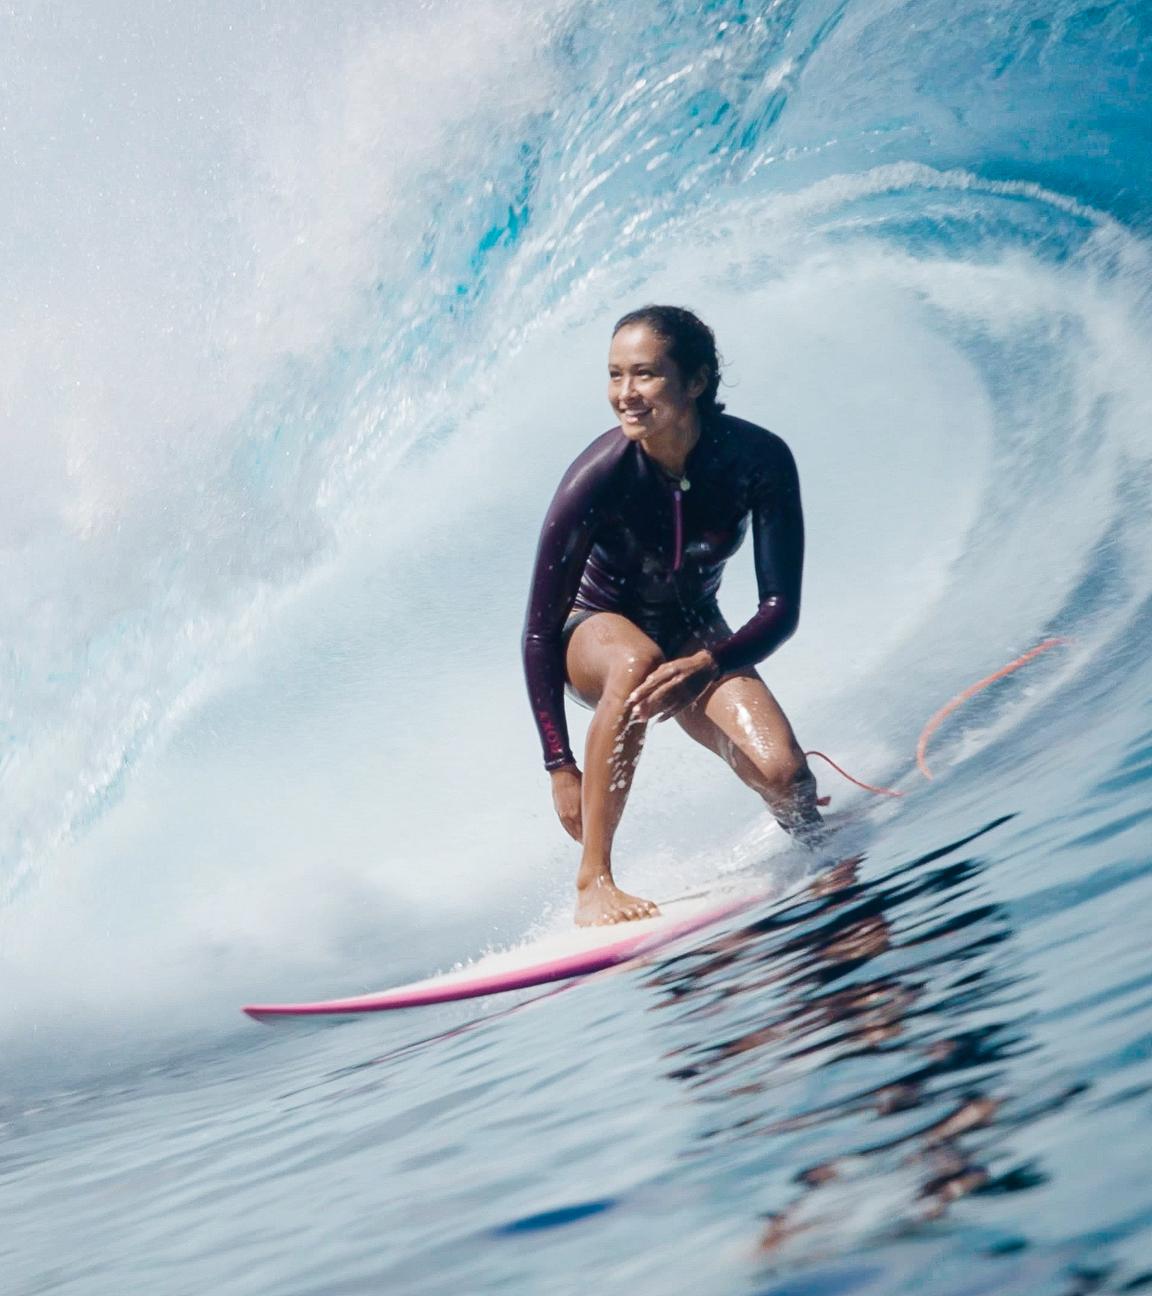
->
[694, 648, 720, 679]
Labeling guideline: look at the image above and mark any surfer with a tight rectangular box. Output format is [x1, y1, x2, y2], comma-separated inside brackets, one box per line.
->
[523, 305, 823, 926]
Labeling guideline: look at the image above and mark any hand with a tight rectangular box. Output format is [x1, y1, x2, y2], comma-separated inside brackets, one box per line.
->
[550, 764, 583, 842]
[627, 649, 719, 723]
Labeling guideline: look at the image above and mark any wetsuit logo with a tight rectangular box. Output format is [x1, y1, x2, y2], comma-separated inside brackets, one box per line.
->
[537, 710, 564, 757]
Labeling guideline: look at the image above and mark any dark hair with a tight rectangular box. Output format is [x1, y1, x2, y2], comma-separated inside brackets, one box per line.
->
[612, 304, 726, 416]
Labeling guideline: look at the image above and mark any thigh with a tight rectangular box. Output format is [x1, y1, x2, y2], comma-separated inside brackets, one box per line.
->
[675, 664, 804, 770]
[565, 612, 665, 709]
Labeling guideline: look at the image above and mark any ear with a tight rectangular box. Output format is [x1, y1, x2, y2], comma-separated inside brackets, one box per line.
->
[687, 366, 708, 401]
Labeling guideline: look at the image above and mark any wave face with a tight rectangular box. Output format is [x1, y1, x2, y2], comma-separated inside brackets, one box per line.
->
[2, 0, 1150, 1020]
[2, 2, 1152, 1291]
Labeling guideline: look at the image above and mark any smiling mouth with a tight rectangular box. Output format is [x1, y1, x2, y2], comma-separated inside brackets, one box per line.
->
[620, 408, 650, 422]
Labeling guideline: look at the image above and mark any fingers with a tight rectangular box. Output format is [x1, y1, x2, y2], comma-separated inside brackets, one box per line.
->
[625, 682, 658, 713]
[626, 661, 678, 707]
[628, 673, 675, 715]
[627, 659, 707, 720]
[552, 765, 583, 842]
[558, 806, 582, 842]
[555, 793, 583, 843]
[631, 677, 692, 722]
[651, 682, 695, 721]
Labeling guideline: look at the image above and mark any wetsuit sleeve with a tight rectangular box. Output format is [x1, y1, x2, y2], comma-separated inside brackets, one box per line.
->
[522, 453, 605, 770]
[709, 437, 805, 675]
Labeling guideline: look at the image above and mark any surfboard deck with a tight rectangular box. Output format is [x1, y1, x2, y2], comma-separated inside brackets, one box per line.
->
[243, 885, 766, 1022]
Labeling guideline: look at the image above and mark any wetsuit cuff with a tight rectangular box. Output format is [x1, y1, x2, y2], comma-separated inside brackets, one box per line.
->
[544, 755, 577, 773]
[709, 641, 738, 676]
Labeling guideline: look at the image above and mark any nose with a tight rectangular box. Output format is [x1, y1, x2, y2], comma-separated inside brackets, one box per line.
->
[618, 373, 636, 402]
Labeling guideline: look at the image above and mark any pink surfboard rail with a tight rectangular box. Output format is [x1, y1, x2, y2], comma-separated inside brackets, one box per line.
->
[243, 891, 763, 1022]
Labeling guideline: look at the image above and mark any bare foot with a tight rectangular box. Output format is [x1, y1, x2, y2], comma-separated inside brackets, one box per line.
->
[575, 877, 661, 927]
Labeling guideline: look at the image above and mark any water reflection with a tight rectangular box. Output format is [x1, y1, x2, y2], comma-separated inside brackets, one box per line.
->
[646, 817, 1056, 1259]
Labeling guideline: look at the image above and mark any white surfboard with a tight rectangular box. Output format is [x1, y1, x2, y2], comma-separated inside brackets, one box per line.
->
[243, 884, 766, 1022]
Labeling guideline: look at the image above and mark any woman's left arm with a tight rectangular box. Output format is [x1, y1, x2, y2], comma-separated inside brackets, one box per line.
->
[706, 435, 805, 675]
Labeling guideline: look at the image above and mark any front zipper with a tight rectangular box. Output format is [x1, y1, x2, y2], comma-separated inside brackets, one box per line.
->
[672, 487, 684, 572]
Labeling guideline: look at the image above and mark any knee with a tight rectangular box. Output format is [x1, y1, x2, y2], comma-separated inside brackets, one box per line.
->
[754, 748, 812, 803]
[602, 645, 665, 708]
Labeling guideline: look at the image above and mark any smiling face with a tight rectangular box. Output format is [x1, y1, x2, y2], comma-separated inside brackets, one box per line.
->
[608, 323, 706, 444]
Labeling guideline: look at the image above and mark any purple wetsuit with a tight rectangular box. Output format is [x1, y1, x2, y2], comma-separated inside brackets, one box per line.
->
[522, 413, 805, 771]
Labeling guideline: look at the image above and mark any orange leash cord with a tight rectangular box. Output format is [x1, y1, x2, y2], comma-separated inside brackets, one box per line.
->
[805, 750, 903, 801]
[914, 636, 1069, 779]
[805, 637, 1070, 802]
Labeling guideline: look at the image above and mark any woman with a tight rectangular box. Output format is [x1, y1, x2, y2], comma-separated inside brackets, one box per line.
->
[523, 306, 823, 927]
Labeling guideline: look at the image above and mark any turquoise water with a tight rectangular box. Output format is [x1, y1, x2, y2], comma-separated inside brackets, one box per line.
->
[3, 1, 1151, 1292]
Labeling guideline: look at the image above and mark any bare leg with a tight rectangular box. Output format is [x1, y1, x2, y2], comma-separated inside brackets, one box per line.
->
[565, 613, 664, 925]
[674, 660, 825, 846]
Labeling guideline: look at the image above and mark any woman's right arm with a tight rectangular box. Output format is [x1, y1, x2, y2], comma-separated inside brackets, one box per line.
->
[521, 439, 612, 774]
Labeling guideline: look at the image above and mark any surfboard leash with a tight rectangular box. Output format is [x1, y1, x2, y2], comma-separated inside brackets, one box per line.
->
[805, 636, 1070, 804]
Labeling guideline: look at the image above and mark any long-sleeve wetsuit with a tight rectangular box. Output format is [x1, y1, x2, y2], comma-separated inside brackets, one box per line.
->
[522, 413, 805, 771]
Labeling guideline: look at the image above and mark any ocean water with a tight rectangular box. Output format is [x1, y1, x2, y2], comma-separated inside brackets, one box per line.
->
[2, 1, 1151, 1292]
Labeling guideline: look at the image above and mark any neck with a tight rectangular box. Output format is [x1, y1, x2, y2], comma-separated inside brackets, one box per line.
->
[642, 411, 701, 477]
